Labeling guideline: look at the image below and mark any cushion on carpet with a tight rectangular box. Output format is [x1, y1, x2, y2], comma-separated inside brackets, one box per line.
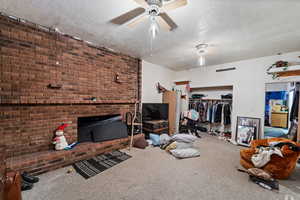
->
[160, 134, 171, 145]
[175, 142, 194, 149]
[133, 136, 148, 149]
[171, 134, 197, 143]
[170, 148, 200, 159]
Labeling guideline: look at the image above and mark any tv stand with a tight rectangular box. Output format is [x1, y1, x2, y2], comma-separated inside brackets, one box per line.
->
[142, 120, 169, 135]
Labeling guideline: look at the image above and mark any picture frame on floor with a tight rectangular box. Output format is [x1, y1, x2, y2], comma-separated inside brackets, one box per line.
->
[236, 116, 260, 147]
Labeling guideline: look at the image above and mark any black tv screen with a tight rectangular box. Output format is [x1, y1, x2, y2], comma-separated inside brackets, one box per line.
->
[142, 103, 169, 121]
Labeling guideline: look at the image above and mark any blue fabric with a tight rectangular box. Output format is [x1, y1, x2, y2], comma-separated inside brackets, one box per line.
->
[264, 127, 288, 138]
[149, 133, 160, 146]
[190, 109, 199, 121]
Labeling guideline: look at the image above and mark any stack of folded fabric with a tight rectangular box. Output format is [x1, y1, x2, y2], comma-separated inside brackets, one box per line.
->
[160, 134, 200, 159]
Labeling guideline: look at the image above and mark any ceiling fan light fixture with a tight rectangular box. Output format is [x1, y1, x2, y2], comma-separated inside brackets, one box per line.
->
[196, 43, 208, 66]
[196, 43, 208, 51]
[149, 16, 160, 40]
[199, 55, 205, 66]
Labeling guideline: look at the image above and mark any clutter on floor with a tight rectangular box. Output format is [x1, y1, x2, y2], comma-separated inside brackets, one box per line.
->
[21, 135, 300, 200]
[147, 133, 201, 159]
[187, 98, 232, 141]
[237, 168, 279, 191]
[133, 136, 149, 149]
[73, 150, 131, 179]
[21, 172, 39, 191]
[180, 110, 201, 138]
[240, 138, 300, 180]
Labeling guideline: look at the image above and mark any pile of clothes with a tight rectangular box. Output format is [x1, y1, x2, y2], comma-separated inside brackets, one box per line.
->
[160, 134, 200, 159]
[238, 168, 279, 191]
[240, 138, 300, 191]
[251, 141, 300, 169]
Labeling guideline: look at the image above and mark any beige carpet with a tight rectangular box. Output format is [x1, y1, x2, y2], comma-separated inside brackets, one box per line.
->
[23, 135, 300, 200]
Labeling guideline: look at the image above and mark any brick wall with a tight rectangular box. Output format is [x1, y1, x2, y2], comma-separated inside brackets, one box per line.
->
[0, 143, 5, 198]
[0, 15, 141, 158]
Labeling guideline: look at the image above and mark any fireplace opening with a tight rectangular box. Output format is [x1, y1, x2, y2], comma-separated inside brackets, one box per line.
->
[77, 115, 128, 143]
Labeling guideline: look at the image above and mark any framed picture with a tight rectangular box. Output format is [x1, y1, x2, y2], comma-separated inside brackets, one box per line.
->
[236, 116, 260, 147]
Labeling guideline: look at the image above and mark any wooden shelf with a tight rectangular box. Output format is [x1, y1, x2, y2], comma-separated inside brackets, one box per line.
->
[174, 81, 190, 85]
[1, 99, 140, 105]
[189, 98, 232, 102]
[190, 85, 233, 92]
[143, 127, 168, 133]
[268, 65, 300, 77]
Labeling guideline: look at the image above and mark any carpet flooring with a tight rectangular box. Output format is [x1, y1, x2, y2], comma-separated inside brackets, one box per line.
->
[22, 134, 300, 200]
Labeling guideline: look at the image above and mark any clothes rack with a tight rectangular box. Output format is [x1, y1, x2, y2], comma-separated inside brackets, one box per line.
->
[188, 98, 232, 135]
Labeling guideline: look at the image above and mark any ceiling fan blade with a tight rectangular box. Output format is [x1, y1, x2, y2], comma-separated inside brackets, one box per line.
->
[163, 0, 188, 11]
[158, 13, 178, 31]
[127, 14, 148, 28]
[110, 7, 146, 25]
[133, 0, 149, 7]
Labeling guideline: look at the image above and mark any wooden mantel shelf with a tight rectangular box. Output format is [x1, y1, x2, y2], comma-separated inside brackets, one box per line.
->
[0, 99, 139, 105]
[268, 65, 300, 77]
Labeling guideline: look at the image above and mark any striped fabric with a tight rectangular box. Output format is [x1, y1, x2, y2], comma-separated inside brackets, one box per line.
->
[73, 150, 131, 179]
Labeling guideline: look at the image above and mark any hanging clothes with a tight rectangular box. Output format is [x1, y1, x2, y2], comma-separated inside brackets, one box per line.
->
[290, 90, 299, 121]
[188, 99, 232, 126]
[214, 104, 223, 123]
[223, 104, 232, 125]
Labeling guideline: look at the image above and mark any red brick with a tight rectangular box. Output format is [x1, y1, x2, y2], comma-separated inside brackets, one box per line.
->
[0, 15, 142, 163]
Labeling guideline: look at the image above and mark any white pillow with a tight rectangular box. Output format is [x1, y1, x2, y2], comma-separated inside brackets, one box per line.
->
[171, 134, 197, 143]
[160, 134, 171, 145]
[175, 142, 194, 149]
[170, 148, 200, 159]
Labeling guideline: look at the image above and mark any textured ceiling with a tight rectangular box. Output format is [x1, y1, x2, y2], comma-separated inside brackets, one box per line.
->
[1, 0, 300, 70]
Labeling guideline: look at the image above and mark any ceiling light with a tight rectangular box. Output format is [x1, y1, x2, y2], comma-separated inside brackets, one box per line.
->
[196, 43, 208, 66]
[149, 16, 160, 40]
[199, 55, 205, 66]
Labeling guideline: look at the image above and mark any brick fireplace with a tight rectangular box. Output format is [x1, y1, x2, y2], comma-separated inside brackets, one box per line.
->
[0, 14, 143, 175]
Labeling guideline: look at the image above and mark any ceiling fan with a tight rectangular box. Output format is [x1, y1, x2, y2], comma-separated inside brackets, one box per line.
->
[110, 0, 188, 31]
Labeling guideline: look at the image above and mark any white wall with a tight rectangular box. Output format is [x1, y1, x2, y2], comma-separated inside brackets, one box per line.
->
[174, 51, 300, 140]
[142, 60, 175, 103]
[266, 82, 289, 92]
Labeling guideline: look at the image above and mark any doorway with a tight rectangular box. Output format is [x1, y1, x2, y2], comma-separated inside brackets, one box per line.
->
[264, 82, 299, 140]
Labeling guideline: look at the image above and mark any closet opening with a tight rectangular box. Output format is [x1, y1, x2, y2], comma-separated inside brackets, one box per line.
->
[187, 85, 233, 139]
[264, 82, 299, 141]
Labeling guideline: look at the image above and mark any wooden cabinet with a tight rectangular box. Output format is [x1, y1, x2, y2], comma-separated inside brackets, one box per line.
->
[163, 91, 177, 135]
[271, 112, 288, 128]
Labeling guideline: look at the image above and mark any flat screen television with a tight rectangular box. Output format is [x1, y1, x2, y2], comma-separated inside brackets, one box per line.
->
[142, 103, 169, 121]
